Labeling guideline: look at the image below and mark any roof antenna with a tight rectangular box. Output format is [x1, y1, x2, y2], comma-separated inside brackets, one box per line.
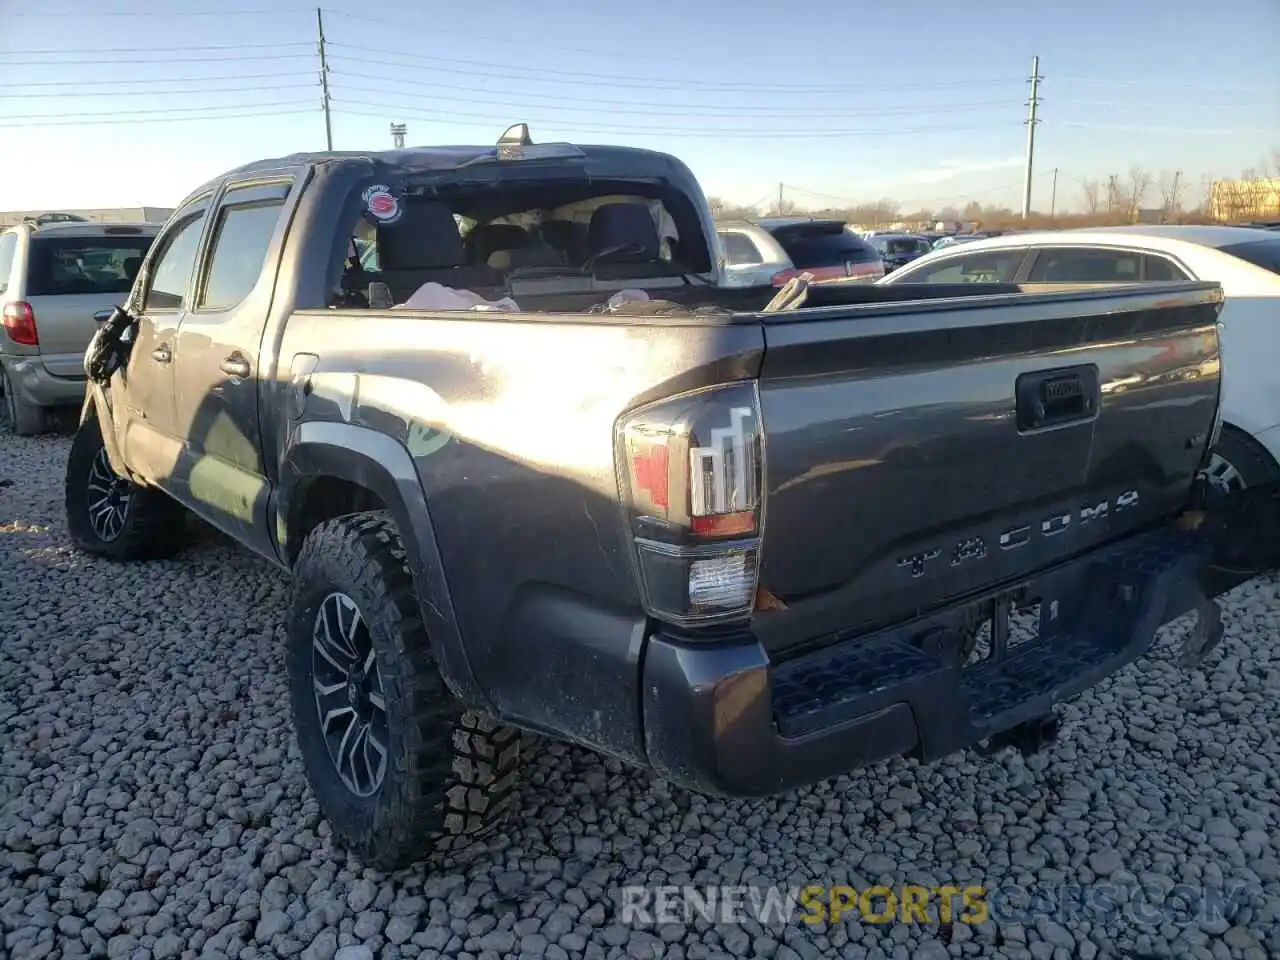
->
[497, 123, 533, 160]
[499, 123, 533, 146]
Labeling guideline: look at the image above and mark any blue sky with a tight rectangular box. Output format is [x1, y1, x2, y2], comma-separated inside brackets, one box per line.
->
[1, 0, 1276, 215]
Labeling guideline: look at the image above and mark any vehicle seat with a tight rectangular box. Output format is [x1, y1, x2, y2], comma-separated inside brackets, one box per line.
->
[376, 200, 502, 298]
[586, 203, 672, 280]
[540, 219, 586, 264]
[466, 223, 531, 265]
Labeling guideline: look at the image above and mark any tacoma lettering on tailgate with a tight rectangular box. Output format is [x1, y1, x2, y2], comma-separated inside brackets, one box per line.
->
[897, 490, 1141, 578]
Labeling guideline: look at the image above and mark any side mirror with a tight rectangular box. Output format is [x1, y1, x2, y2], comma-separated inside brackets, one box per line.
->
[93, 307, 116, 323]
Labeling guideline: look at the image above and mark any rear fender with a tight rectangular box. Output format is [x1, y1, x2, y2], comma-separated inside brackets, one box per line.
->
[276, 420, 487, 710]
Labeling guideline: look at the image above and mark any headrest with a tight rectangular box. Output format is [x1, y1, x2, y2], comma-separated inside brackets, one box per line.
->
[377, 200, 464, 270]
[587, 203, 659, 261]
[468, 223, 530, 264]
[123, 257, 143, 283]
[540, 220, 577, 249]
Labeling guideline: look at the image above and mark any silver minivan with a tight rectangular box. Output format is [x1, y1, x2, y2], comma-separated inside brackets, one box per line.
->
[1, 219, 160, 434]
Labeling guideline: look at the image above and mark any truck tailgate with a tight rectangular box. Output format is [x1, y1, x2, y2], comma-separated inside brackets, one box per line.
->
[752, 282, 1223, 655]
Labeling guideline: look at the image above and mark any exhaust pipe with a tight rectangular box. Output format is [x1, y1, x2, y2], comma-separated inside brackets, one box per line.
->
[977, 712, 1061, 758]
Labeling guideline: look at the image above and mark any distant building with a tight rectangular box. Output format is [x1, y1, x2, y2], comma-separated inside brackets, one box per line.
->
[1210, 179, 1280, 223]
[0, 206, 174, 229]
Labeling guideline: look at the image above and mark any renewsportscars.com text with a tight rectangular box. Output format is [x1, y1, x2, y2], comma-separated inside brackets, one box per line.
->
[618, 883, 1252, 927]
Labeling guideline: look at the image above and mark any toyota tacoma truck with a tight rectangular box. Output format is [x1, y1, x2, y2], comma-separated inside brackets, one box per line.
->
[67, 125, 1229, 870]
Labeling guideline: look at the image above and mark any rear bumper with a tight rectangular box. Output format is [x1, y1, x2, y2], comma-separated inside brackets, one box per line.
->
[1, 354, 86, 407]
[639, 525, 1210, 797]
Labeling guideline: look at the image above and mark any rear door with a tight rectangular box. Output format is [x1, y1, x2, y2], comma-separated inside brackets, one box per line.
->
[769, 222, 884, 283]
[168, 178, 294, 558]
[24, 228, 154, 376]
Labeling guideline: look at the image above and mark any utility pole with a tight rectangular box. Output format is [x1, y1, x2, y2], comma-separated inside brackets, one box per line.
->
[777, 182, 784, 215]
[1171, 169, 1182, 221]
[1021, 55, 1042, 221]
[1050, 167, 1058, 218]
[316, 7, 333, 151]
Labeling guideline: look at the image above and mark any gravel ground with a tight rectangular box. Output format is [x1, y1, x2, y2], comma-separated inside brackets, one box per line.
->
[2, 427, 1279, 960]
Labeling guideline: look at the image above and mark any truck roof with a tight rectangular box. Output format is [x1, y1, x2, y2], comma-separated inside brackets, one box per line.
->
[203, 141, 693, 197]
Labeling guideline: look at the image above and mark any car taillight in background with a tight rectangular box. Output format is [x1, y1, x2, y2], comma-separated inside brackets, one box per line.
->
[616, 381, 765, 627]
[2, 302, 38, 345]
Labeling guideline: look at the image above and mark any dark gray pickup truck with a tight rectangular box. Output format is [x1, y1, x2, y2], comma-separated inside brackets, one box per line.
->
[67, 126, 1229, 869]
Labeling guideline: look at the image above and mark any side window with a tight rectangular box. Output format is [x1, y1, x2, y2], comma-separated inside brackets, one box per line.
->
[197, 198, 286, 311]
[1026, 248, 1141, 283]
[1144, 255, 1189, 281]
[908, 249, 1026, 283]
[143, 211, 208, 311]
[0, 233, 16, 294]
[719, 231, 763, 266]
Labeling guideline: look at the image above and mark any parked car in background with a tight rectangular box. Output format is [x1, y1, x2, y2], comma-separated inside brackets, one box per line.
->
[1, 218, 160, 434]
[932, 232, 991, 250]
[717, 217, 884, 287]
[868, 233, 935, 272]
[879, 225, 1280, 508]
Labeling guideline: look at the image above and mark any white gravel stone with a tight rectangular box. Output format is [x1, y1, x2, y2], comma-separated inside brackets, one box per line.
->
[1, 428, 1277, 959]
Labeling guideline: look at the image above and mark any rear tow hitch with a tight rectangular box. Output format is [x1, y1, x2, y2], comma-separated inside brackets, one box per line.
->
[975, 712, 1061, 758]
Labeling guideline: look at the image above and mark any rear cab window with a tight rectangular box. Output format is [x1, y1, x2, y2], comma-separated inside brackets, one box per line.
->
[25, 233, 154, 297]
[1220, 238, 1280, 274]
[768, 222, 880, 268]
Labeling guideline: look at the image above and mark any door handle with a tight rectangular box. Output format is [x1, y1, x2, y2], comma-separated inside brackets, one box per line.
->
[220, 355, 251, 379]
[151, 345, 171, 363]
[1016, 364, 1099, 432]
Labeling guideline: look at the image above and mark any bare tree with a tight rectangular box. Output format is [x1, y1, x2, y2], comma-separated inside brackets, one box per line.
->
[706, 196, 762, 221]
[1081, 179, 1102, 214]
[1158, 171, 1185, 221]
[846, 199, 899, 228]
[1104, 175, 1125, 216]
[1123, 166, 1153, 221]
[765, 197, 798, 217]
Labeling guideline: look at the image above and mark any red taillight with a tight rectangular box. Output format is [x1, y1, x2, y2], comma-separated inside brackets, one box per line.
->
[2, 302, 37, 346]
[616, 382, 765, 627]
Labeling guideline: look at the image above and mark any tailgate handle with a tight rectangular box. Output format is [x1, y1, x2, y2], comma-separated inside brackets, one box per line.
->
[1016, 365, 1099, 431]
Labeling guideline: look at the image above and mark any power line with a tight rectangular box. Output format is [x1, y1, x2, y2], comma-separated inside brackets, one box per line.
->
[0, 83, 311, 100]
[785, 178, 1030, 208]
[1, 51, 315, 66]
[0, 41, 310, 55]
[330, 104, 1013, 139]
[327, 78, 1015, 119]
[0, 108, 314, 129]
[3, 71, 315, 88]
[1048, 120, 1273, 136]
[1, 6, 306, 16]
[3, 99, 315, 123]
[324, 46, 1022, 93]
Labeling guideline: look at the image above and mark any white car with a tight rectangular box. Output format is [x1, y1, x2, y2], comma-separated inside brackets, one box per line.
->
[879, 225, 1280, 495]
